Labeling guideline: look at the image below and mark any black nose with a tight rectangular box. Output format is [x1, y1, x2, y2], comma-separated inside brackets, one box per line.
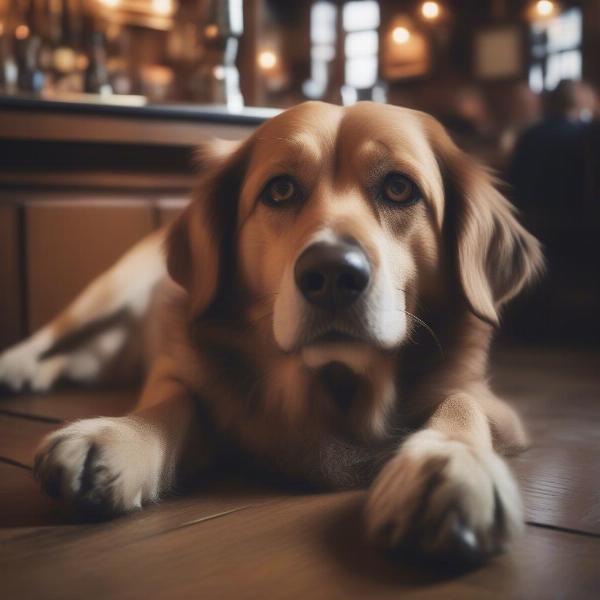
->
[294, 240, 371, 310]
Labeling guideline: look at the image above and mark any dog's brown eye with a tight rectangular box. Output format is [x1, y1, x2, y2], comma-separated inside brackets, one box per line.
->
[381, 174, 420, 205]
[262, 176, 299, 207]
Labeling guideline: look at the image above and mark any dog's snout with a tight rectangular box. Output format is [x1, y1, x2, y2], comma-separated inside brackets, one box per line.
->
[294, 240, 371, 310]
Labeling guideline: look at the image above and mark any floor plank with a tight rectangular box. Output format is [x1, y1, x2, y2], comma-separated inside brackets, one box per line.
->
[0, 462, 64, 536]
[492, 345, 600, 535]
[511, 446, 600, 535]
[0, 413, 58, 467]
[0, 388, 138, 422]
[0, 345, 598, 599]
[1, 491, 598, 600]
[0, 471, 285, 549]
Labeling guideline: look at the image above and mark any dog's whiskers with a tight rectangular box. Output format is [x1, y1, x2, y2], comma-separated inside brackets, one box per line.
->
[404, 310, 444, 358]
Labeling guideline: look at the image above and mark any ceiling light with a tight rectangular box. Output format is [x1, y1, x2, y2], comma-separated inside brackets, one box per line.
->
[535, 0, 555, 17]
[392, 26, 411, 45]
[258, 50, 278, 70]
[421, 2, 440, 20]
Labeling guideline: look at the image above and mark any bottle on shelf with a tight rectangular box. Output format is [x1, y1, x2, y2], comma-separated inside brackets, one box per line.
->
[50, 0, 81, 92]
[0, 13, 18, 93]
[12, 0, 45, 93]
[84, 22, 113, 96]
[189, 0, 244, 109]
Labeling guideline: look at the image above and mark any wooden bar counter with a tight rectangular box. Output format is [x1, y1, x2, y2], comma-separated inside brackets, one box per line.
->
[0, 95, 275, 345]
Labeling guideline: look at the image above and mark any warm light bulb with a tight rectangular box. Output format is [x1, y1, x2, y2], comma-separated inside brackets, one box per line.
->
[392, 26, 411, 45]
[258, 50, 277, 70]
[77, 54, 89, 70]
[421, 2, 440, 20]
[535, 0, 555, 17]
[15, 24, 30, 40]
[204, 24, 219, 39]
[213, 65, 225, 80]
[152, 0, 171, 15]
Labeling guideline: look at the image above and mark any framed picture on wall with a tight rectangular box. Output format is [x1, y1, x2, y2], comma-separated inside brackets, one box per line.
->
[474, 25, 523, 79]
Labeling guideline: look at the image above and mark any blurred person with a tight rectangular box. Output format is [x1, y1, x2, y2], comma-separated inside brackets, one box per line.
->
[508, 79, 597, 231]
[497, 83, 543, 165]
[544, 79, 598, 122]
[506, 80, 599, 342]
[437, 84, 498, 165]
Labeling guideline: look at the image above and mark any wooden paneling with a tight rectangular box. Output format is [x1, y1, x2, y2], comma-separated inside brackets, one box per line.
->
[0, 171, 195, 193]
[25, 198, 155, 331]
[0, 203, 24, 347]
[0, 110, 256, 146]
[157, 197, 189, 227]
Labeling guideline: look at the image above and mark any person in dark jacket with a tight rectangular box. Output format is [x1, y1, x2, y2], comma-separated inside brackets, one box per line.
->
[507, 79, 599, 342]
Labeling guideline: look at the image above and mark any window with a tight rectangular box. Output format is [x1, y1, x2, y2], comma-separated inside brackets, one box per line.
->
[342, 0, 380, 102]
[303, 1, 337, 99]
[529, 8, 582, 93]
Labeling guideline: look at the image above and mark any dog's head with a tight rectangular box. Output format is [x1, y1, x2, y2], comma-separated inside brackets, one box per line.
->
[167, 102, 543, 369]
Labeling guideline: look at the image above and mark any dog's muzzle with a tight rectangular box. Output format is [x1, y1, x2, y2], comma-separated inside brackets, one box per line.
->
[294, 239, 371, 312]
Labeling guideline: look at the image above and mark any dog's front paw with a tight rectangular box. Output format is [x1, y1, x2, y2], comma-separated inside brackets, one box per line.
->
[365, 430, 523, 565]
[0, 342, 40, 392]
[0, 341, 68, 393]
[34, 417, 165, 518]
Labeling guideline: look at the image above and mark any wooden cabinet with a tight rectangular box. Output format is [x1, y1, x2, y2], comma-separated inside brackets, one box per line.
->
[25, 198, 156, 330]
[0, 98, 265, 345]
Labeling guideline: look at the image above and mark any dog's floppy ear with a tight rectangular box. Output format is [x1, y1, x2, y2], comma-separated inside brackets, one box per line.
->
[166, 138, 247, 317]
[422, 116, 544, 326]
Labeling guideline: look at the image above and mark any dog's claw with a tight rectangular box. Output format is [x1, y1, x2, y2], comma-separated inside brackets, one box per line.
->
[446, 513, 486, 565]
[418, 510, 484, 566]
[366, 431, 523, 567]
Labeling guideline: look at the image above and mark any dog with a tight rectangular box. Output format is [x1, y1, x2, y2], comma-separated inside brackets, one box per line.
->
[0, 101, 543, 564]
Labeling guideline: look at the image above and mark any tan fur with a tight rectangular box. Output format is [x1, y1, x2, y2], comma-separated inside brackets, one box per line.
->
[0, 102, 543, 562]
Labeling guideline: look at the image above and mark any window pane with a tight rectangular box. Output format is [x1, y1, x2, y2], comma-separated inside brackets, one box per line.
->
[311, 1, 337, 45]
[311, 45, 335, 61]
[345, 56, 378, 88]
[558, 50, 582, 81]
[529, 64, 544, 93]
[545, 50, 581, 90]
[547, 8, 582, 52]
[345, 31, 378, 58]
[343, 1, 380, 32]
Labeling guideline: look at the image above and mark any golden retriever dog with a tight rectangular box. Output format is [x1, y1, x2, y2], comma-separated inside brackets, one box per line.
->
[0, 102, 543, 565]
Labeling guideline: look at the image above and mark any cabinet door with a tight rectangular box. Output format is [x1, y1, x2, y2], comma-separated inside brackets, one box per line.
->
[26, 197, 155, 331]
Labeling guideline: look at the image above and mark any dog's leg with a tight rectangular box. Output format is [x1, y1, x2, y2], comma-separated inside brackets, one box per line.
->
[0, 230, 166, 392]
[33, 359, 207, 517]
[365, 384, 523, 564]
[480, 392, 529, 455]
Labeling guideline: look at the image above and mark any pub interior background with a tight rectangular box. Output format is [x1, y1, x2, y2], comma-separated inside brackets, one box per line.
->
[1, 0, 599, 351]
[0, 2, 599, 597]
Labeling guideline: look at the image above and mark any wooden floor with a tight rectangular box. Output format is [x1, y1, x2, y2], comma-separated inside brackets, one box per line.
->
[1, 345, 599, 599]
